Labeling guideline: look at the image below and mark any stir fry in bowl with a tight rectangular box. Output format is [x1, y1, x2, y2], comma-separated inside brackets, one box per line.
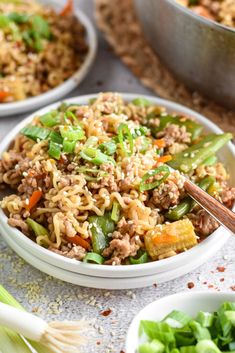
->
[0, 93, 234, 265]
[176, 0, 235, 28]
[0, 0, 88, 103]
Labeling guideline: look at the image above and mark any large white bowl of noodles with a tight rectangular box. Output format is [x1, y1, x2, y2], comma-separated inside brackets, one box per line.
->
[0, 94, 234, 282]
[0, 0, 97, 117]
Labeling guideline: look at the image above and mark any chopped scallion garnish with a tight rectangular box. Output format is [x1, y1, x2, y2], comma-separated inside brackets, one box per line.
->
[39, 111, 60, 127]
[21, 125, 50, 141]
[80, 147, 115, 165]
[118, 123, 134, 157]
[139, 165, 170, 192]
[60, 125, 84, 141]
[99, 140, 117, 155]
[48, 141, 62, 160]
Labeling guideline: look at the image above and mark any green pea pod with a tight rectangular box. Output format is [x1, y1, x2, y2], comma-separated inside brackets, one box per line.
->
[166, 176, 215, 221]
[168, 133, 232, 173]
[88, 213, 115, 254]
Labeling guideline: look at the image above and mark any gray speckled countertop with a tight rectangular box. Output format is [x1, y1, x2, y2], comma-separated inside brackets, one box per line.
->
[0, 1, 235, 352]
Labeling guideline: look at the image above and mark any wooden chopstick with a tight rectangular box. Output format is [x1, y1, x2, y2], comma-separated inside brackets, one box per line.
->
[184, 178, 235, 234]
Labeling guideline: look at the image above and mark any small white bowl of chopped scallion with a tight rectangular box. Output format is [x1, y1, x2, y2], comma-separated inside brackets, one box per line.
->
[126, 291, 235, 353]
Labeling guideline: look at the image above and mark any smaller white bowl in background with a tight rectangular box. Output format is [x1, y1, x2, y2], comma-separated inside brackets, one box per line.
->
[0, 0, 97, 117]
[126, 291, 235, 353]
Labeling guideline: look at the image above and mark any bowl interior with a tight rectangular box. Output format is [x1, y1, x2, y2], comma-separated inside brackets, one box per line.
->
[0, 93, 234, 278]
[126, 291, 235, 353]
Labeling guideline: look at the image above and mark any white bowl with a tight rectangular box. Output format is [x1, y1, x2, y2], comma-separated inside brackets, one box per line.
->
[126, 291, 235, 353]
[0, 221, 226, 289]
[0, 224, 216, 289]
[0, 0, 97, 117]
[0, 93, 234, 280]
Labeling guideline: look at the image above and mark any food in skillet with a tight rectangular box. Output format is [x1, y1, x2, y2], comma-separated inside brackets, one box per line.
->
[0, 93, 234, 265]
[177, 0, 235, 28]
[0, 0, 88, 103]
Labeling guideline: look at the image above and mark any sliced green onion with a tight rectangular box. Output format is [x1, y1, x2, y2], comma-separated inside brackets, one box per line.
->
[83, 252, 105, 264]
[138, 339, 165, 353]
[180, 346, 197, 353]
[225, 311, 235, 325]
[139, 165, 170, 192]
[63, 140, 76, 153]
[111, 200, 121, 222]
[129, 251, 148, 265]
[60, 125, 84, 141]
[21, 125, 50, 141]
[118, 123, 134, 156]
[26, 218, 49, 237]
[189, 321, 211, 341]
[80, 147, 115, 165]
[48, 141, 61, 160]
[84, 136, 99, 147]
[196, 312, 214, 328]
[49, 131, 63, 144]
[163, 311, 191, 329]
[99, 141, 117, 155]
[132, 97, 150, 107]
[195, 340, 221, 353]
[39, 111, 60, 127]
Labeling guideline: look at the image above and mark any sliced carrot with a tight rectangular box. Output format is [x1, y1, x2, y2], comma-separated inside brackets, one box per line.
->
[152, 234, 178, 245]
[60, 0, 73, 16]
[66, 235, 91, 250]
[154, 139, 166, 148]
[157, 155, 172, 163]
[26, 190, 42, 211]
[0, 91, 10, 102]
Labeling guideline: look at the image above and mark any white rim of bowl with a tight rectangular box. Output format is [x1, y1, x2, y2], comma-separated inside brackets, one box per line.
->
[125, 291, 235, 352]
[0, 3, 97, 116]
[0, 93, 234, 275]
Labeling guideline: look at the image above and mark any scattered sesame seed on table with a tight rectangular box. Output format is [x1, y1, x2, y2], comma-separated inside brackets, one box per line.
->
[0, 1, 235, 353]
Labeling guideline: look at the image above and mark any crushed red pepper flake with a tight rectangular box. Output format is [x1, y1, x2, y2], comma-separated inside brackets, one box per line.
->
[120, 351, 125, 353]
[187, 282, 195, 289]
[208, 284, 214, 288]
[220, 278, 225, 282]
[217, 266, 226, 272]
[100, 309, 112, 317]
[203, 281, 207, 285]
[230, 286, 235, 291]
[153, 283, 157, 288]
[96, 341, 101, 345]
